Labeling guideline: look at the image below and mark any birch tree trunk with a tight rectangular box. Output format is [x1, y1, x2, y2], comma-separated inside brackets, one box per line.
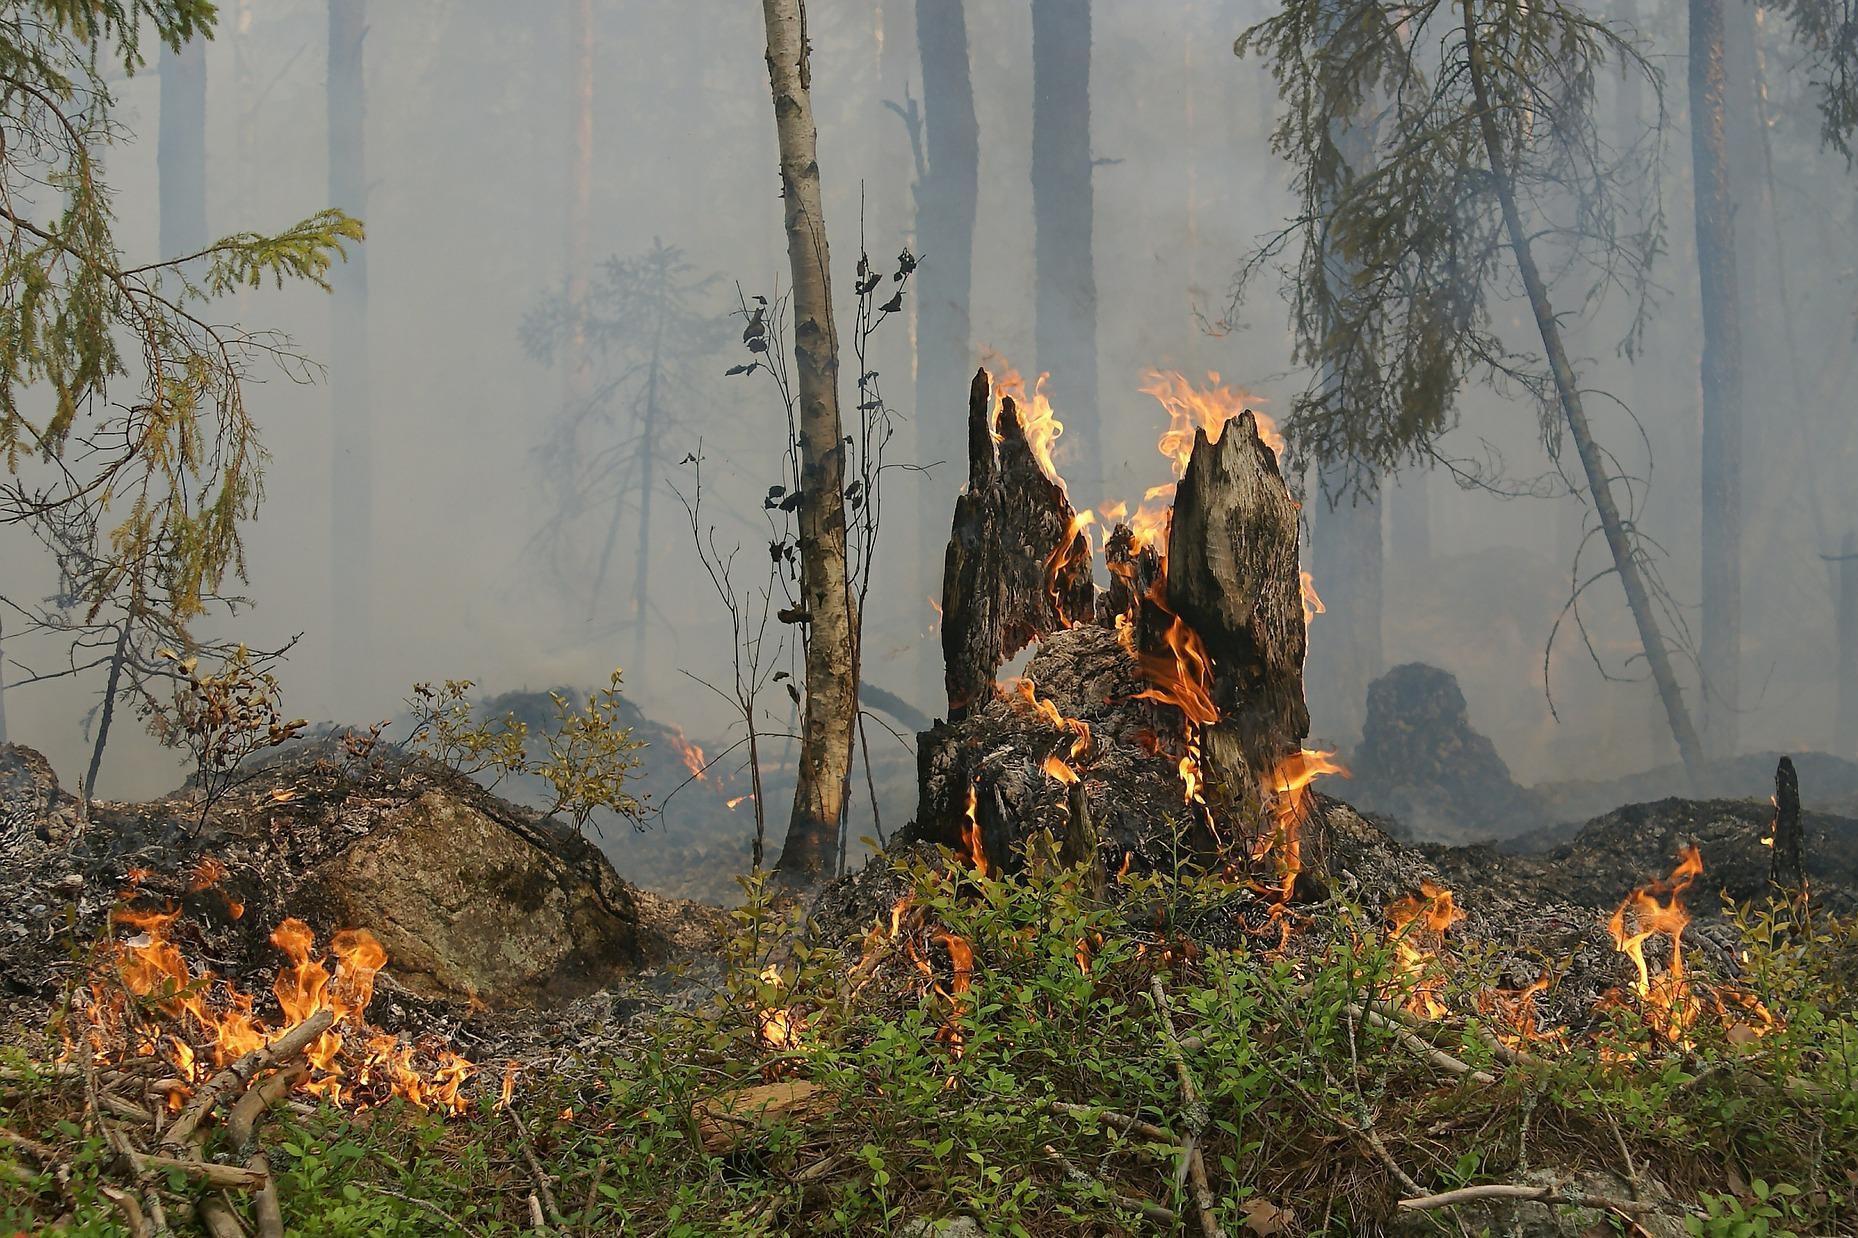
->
[328, 0, 372, 696]
[1690, 0, 1745, 759]
[761, 0, 858, 887]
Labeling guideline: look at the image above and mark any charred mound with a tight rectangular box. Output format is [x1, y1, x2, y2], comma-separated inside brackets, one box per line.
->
[0, 740, 720, 1018]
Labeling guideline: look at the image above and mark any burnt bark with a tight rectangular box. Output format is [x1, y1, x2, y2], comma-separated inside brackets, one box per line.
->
[1771, 755, 1804, 892]
[941, 369, 1095, 718]
[922, 377, 1310, 881]
[1166, 417, 1311, 820]
[762, 0, 859, 888]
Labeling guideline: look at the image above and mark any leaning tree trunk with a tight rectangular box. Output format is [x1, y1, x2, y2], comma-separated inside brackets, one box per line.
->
[1462, 0, 1708, 784]
[761, 0, 859, 888]
[913, 0, 980, 701]
[1031, 0, 1101, 496]
[328, 0, 373, 699]
[1690, 0, 1746, 761]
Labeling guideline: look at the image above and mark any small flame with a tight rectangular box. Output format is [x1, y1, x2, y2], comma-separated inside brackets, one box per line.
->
[755, 964, 806, 1049]
[1385, 881, 1463, 1019]
[726, 794, 753, 810]
[1043, 754, 1080, 785]
[670, 726, 708, 781]
[1606, 844, 1705, 1043]
[991, 367, 1067, 491]
[1300, 571, 1325, 629]
[960, 783, 988, 876]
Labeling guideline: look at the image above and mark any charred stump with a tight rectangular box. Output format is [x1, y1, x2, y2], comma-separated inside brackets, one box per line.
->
[919, 368, 1312, 885]
[1770, 755, 1805, 894]
[942, 368, 1095, 717]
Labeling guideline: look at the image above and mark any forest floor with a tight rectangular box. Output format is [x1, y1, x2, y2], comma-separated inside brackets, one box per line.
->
[2, 753, 1857, 1236]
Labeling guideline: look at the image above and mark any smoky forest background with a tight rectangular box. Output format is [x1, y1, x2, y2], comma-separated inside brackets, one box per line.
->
[2, 0, 1856, 891]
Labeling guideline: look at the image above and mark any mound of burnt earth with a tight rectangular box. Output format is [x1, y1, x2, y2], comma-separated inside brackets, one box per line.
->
[0, 740, 722, 1020]
[1530, 749, 1858, 828]
[1346, 662, 1549, 843]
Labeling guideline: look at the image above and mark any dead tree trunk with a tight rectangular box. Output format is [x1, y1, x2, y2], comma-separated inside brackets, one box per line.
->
[1166, 417, 1312, 826]
[761, 0, 859, 888]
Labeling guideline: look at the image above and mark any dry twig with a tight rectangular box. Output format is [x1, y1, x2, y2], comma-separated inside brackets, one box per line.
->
[1149, 974, 1226, 1238]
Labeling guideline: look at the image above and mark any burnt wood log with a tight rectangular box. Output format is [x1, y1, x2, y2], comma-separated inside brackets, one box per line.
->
[942, 368, 1095, 718]
[1163, 417, 1311, 830]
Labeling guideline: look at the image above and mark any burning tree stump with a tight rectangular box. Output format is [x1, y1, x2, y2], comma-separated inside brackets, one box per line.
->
[918, 367, 1316, 888]
[942, 368, 1095, 718]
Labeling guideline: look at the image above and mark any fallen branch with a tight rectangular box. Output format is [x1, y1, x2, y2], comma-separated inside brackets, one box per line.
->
[1044, 1143, 1179, 1226]
[1397, 1183, 1675, 1217]
[510, 1107, 564, 1228]
[1348, 1002, 1497, 1087]
[165, 1008, 334, 1151]
[1046, 1099, 1177, 1144]
[1149, 975, 1225, 1238]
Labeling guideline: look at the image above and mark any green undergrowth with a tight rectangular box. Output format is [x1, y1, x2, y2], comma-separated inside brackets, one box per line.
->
[5, 854, 1857, 1236]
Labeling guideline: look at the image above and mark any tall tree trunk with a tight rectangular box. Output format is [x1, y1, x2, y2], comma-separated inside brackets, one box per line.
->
[1463, 0, 1708, 782]
[1308, 475, 1382, 750]
[761, 0, 858, 888]
[82, 621, 132, 807]
[1030, 0, 1100, 496]
[159, 33, 207, 260]
[566, 0, 595, 420]
[914, 0, 979, 703]
[1691, 0, 1745, 759]
[328, 0, 372, 699]
[628, 322, 664, 677]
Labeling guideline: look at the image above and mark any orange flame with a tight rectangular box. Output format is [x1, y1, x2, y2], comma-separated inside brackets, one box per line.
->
[670, 726, 707, 781]
[1300, 571, 1325, 629]
[1606, 844, 1705, 1043]
[755, 964, 806, 1050]
[90, 904, 475, 1113]
[1043, 755, 1080, 785]
[1385, 881, 1463, 1019]
[960, 783, 988, 877]
[991, 367, 1066, 492]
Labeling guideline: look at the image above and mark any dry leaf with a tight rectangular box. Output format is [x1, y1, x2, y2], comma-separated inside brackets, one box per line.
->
[1241, 1197, 1295, 1236]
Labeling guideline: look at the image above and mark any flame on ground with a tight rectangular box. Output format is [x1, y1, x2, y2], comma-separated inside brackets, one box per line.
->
[670, 726, 708, 781]
[1384, 881, 1464, 1019]
[88, 899, 474, 1114]
[756, 964, 806, 1050]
